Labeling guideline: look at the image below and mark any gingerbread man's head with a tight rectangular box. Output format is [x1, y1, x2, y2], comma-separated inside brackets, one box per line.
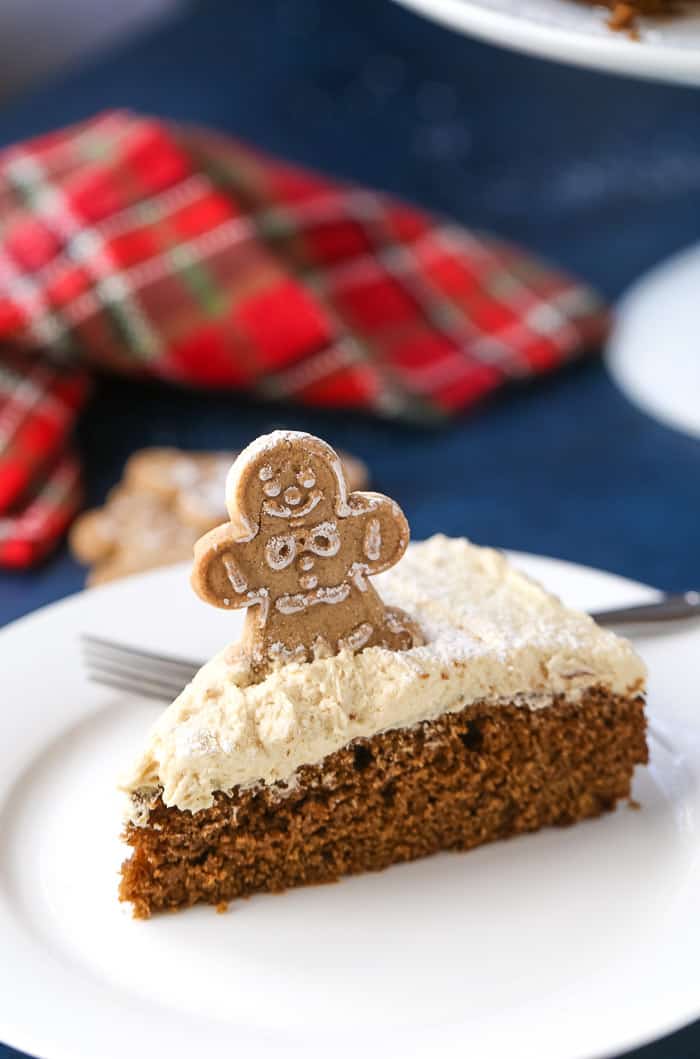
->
[191, 430, 422, 674]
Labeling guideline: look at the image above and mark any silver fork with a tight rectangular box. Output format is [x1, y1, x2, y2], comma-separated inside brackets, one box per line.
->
[82, 592, 700, 701]
[82, 635, 203, 701]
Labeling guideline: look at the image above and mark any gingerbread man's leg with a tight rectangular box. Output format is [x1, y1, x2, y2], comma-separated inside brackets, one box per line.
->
[382, 607, 425, 651]
[337, 585, 424, 654]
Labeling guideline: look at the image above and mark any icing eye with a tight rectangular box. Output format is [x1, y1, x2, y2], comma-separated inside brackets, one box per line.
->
[297, 468, 316, 489]
[284, 486, 302, 506]
[263, 478, 281, 497]
[258, 464, 274, 482]
[265, 534, 296, 571]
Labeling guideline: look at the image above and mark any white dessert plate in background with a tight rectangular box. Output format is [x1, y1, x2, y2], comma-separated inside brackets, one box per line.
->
[606, 243, 700, 440]
[0, 552, 699, 1059]
[394, 0, 700, 85]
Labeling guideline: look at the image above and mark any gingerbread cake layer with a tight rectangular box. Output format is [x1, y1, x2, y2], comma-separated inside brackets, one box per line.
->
[120, 686, 647, 918]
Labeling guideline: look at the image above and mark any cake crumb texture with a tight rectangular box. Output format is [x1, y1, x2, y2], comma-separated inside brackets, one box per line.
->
[120, 687, 647, 918]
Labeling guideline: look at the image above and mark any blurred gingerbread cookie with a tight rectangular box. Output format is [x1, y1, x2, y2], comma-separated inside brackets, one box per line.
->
[124, 449, 235, 533]
[70, 444, 369, 585]
[192, 430, 422, 676]
[69, 488, 200, 585]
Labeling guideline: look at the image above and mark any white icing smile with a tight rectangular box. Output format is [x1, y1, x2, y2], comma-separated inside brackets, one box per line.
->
[263, 490, 322, 520]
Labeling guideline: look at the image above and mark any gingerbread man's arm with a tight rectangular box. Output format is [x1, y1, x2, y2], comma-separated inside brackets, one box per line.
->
[191, 523, 253, 611]
[348, 492, 410, 578]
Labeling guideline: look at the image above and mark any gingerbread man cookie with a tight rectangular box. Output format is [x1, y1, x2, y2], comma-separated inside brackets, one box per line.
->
[192, 431, 423, 674]
[124, 449, 234, 532]
[69, 487, 200, 585]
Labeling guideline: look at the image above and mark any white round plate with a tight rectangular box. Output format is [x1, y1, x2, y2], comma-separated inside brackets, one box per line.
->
[395, 0, 700, 85]
[0, 552, 699, 1059]
[606, 242, 700, 440]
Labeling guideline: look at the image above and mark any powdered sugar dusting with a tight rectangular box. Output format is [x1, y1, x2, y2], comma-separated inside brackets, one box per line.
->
[376, 536, 595, 669]
[170, 457, 200, 488]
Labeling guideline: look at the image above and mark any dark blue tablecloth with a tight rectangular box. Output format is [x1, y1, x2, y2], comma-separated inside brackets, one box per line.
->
[1, 2, 698, 1056]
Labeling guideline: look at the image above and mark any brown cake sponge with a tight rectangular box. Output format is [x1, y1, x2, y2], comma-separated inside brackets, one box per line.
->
[120, 686, 647, 918]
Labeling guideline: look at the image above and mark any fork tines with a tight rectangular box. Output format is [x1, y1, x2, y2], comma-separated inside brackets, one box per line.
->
[82, 635, 203, 702]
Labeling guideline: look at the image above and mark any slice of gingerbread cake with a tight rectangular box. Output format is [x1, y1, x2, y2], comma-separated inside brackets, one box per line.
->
[119, 431, 647, 918]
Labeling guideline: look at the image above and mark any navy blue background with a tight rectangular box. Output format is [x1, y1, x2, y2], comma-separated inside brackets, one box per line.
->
[0, 1, 699, 1055]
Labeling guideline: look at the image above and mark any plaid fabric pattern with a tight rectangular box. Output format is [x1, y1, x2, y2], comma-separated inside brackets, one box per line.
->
[0, 447, 82, 568]
[0, 354, 88, 565]
[0, 111, 609, 568]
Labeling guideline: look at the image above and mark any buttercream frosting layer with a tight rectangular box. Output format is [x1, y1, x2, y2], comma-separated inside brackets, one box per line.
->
[122, 536, 646, 814]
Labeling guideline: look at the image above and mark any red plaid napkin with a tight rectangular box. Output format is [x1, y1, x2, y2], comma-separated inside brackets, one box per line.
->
[0, 110, 609, 568]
